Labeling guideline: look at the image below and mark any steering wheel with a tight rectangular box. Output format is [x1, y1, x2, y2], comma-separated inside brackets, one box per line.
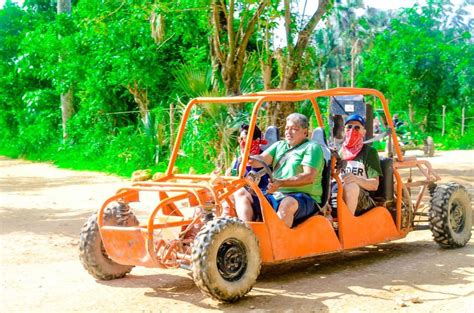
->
[244, 156, 274, 196]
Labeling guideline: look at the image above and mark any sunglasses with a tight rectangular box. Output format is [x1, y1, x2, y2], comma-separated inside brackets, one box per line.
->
[345, 124, 362, 131]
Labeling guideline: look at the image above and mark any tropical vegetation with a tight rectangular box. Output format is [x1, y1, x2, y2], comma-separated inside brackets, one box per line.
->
[0, 0, 472, 176]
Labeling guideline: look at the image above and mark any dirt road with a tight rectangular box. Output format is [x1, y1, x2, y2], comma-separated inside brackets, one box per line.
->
[1, 150, 473, 312]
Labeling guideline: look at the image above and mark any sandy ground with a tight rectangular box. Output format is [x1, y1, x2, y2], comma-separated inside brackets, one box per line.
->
[1, 150, 473, 312]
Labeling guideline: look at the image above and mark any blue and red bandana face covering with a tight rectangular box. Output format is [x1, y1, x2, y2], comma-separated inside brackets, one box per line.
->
[342, 128, 364, 160]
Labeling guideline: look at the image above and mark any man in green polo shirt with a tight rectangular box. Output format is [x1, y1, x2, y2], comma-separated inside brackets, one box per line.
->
[235, 113, 324, 228]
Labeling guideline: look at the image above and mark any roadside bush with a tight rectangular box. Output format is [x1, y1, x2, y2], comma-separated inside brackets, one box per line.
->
[56, 110, 168, 177]
[435, 129, 474, 150]
[0, 89, 60, 158]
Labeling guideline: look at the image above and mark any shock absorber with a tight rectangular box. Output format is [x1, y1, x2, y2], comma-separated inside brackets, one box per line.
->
[202, 200, 215, 223]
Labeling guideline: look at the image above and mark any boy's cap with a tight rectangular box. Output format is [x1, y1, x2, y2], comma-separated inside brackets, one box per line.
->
[345, 114, 366, 126]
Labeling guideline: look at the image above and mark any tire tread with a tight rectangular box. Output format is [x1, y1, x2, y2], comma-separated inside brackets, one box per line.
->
[429, 182, 472, 248]
[192, 217, 260, 302]
[79, 202, 139, 280]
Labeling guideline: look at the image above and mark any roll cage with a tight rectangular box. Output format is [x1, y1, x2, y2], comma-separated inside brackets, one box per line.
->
[95, 87, 441, 269]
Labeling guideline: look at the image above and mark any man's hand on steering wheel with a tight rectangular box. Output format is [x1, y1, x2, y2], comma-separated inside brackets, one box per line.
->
[266, 180, 282, 194]
[244, 155, 274, 196]
[248, 155, 273, 180]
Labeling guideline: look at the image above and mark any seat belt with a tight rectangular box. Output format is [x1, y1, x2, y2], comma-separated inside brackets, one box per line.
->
[273, 140, 310, 172]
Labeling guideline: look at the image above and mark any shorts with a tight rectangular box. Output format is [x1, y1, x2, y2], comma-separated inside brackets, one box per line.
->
[356, 188, 376, 215]
[251, 192, 319, 227]
[330, 182, 376, 217]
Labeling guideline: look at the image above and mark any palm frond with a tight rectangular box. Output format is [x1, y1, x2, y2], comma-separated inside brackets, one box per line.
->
[173, 64, 224, 98]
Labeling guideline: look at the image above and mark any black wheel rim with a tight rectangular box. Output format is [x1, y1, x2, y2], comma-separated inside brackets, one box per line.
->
[450, 200, 465, 233]
[216, 238, 247, 281]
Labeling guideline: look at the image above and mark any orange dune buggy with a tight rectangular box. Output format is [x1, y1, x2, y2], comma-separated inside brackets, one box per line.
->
[79, 88, 472, 302]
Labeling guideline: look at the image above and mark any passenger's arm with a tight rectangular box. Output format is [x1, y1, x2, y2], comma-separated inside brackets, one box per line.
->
[267, 165, 317, 193]
[343, 174, 379, 191]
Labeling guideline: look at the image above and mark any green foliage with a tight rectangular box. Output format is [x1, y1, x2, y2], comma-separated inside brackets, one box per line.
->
[357, 1, 473, 139]
[60, 125, 165, 176]
[0, 0, 211, 177]
[0, 0, 472, 181]
[310, 0, 393, 89]
[171, 62, 260, 174]
[17, 89, 61, 154]
[176, 103, 250, 174]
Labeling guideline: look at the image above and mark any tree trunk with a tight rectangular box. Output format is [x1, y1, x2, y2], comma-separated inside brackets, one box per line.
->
[127, 82, 149, 125]
[350, 39, 360, 87]
[60, 87, 74, 139]
[222, 61, 242, 96]
[211, 0, 268, 96]
[57, 0, 73, 139]
[267, 0, 331, 128]
[169, 102, 175, 153]
[441, 105, 446, 136]
[273, 67, 297, 132]
[461, 106, 465, 136]
[408, 102, 414, 123]
[260, 19, 272, 90]
[261, 58, 272, 90]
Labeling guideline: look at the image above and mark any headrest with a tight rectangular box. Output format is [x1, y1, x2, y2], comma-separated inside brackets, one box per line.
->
[311, 127, 331, 161]
[311, 127, 328, 146]
[261, 126, 280, 151]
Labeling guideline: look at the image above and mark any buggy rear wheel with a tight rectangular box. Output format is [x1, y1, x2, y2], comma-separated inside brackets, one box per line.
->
[423, 136, 435, 157]
[191, 217, 261, 303]
[429, 183, 472, 248]
[79, 202, 139, 280]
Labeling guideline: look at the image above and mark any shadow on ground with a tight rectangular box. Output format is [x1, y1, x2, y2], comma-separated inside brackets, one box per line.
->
[97, 238, 474, 311]
[0, 207, 91, 237]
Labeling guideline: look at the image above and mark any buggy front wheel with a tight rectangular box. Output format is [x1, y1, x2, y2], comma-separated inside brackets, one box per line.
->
[191, 217, 261, 302]
[79, 202, 139, 280]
